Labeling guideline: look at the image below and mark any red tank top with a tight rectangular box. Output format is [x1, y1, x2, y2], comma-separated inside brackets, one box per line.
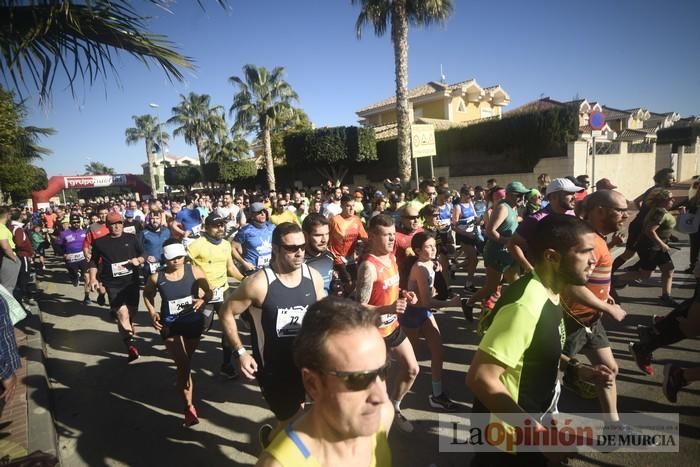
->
[366, 254, 400, 337]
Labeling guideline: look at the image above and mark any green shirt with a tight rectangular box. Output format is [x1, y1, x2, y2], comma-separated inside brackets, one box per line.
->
[645, 207, 676, 248]
[0, 224, 15, 250]
[477, 272, 565, 414]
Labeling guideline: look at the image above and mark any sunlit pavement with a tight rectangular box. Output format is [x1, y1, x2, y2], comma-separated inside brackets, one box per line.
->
[37, 241, 700, 466]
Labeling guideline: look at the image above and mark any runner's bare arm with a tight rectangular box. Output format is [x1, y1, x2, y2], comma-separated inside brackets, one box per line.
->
[142, 274, 159, 316]
[508, 232, 533, 272]
[219, 273, 263, 350]
[485, 203, 509, 244]
[309, 267, 327, 299]
[466, 350, 531, 417]
[355, 261, 394, 315]
[191, 265, 213, 302]
[226, 255, 244, 281]
[563, 285, 626, 321]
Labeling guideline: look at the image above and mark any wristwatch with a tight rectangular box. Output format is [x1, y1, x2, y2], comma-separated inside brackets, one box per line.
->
[234, 347, 247, 358]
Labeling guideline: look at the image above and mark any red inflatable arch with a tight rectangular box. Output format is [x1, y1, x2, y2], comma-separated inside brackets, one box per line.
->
[33, 174, 151, 209]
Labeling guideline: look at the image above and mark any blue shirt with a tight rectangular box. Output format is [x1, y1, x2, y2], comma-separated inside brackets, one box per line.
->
[176, 208, 202, 233]
[139, 227, 172, 261]
[234, 222, 275, 269]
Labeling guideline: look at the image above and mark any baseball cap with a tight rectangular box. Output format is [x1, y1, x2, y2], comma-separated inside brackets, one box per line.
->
[596, 178, 617, 190]
[250, 202, 265, 213]
[106, 211, 123, 224]
[374, 190, 385, 198]
[163, 243, 187, 260]
[505, 181, 530, 194]
[205, 212, 226, 225]
[69, 214, 81, 222]
[546, 178, 584, 196]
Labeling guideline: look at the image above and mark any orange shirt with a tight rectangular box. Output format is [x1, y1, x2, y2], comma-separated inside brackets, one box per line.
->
[562, 233, 611, 325]
[365, 254, 400, 337]
[329, 214, 367, 265]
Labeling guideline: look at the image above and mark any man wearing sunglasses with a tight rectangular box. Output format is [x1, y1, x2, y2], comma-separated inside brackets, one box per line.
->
[220, 222, 326, 448]
[394, 205, 423, 266]
[186, 212, 243, 380]
[259, 296, 393, 466]
[88, 211, 145, 362]
[232, 202, 275, 274]
[355, 214, 419, 433]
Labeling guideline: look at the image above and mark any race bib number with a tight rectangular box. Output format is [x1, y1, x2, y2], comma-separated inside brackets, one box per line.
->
[65, 251, 85, 263]
[438, 218, 451, 227]
[209, 286, 225, 304]
[276, 305, 308, 337]
[168, 296, 193, 315]
[111, 260, 133, 277]
[123, 225, 136, 234]
[190, 224, 201, 236]
[257, 254, 271, 268]
[147, 262, 160, 274]
[380, 313, 397, 328]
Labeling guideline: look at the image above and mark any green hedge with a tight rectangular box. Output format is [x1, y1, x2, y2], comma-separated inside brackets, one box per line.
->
[202, 160, 257, 183]
[364, 105, 579, 180]
[164, 165, 202, 189]
[284, 126, 377, 167]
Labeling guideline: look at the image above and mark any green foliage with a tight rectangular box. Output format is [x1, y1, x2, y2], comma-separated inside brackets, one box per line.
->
[202, 160, 257, 183]
[284, 126, 377, 167]
[84, 161, 115, 175]
[0, 163, 48, 201]
[269, 108, 313, 165]
[164, 165, 202, 192]
[366, 105, 579, 180]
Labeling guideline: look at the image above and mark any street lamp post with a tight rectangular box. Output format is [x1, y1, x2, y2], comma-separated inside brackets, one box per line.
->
[149, 103, 167, 194]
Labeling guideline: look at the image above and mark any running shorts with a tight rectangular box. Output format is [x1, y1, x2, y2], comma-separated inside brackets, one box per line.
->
[383, 325, 407, 348]
[563, 318, 610, 357]
[107, 283, 140, 310]
[66, 259, 89, 276]
[399, 306, 433, 329]
[257, 364, 305, 421]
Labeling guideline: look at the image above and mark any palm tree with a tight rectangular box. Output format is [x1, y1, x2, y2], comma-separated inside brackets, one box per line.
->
[229, 64, 299, 191]
[353, 0, 453, 185]
[125, 114, 169, 197]
[84, 161, 115, 175]
[0, 1, 229, 102]
[168, 92, 222, 168]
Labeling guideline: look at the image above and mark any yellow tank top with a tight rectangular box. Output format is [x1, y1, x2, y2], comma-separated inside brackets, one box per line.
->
[265, 424, 391, 467]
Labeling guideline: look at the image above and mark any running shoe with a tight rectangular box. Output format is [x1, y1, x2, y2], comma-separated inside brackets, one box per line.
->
[72, 276, 80, 287]
[258, 424, 273, 449]
[127, 344, 140, 363]
[652, 314, 664, 325]
[428, 393, 459, 412]
[393, 411, 414, 433]
[24, 297, 37, 307]
[184, 405, 199, 427]
[220, 363, 240, 380]
[96, 293, 106, 306]
[628, 342, 653, 376]
[682, 266, 695, 274]
[83, 296, 92, 306]
[659, 295, 679, 307]
[461, 298, 474, 322]
[662, 363, 685, 403]
[637, 325, 653, 346]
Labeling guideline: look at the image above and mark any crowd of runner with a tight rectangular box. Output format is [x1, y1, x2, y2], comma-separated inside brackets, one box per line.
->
[2, 169, 700, 466]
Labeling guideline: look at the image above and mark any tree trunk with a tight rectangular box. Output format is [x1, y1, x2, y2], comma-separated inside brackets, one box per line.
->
[392, 0, 412, 186]
[145, 141, 157, 198]
[262, 124, 276, 191]
[195, 137, 210, 189]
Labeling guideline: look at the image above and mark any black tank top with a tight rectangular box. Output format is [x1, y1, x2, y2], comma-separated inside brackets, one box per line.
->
[250, 263, 317, 369]
[156, 264, 198, 323]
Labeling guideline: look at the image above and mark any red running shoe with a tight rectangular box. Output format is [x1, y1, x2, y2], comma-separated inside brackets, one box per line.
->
[628, 342, 653, 376]
[184, 405, 199, 427]
[127, 344, 140, 363]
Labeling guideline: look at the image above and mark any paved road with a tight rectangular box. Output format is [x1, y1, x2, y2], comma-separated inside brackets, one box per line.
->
[36, 242, 700, 467]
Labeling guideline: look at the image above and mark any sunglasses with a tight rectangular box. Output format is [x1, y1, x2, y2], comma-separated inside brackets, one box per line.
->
[279, 243, 306, 253]
[323, 360, 391, 391]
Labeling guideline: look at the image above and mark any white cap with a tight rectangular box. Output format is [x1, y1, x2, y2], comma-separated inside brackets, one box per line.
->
[163, 243, 187, 260]
[546, 178, 584, 196]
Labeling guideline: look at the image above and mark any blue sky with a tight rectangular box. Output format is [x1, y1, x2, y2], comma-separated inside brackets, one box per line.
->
[21, 0, 700, 178]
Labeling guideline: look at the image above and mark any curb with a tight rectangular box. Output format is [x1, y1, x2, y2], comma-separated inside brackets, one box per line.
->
[19, 311, 59, 459]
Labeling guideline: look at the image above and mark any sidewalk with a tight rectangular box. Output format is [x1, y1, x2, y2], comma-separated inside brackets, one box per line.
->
[0, 309, 59, 464]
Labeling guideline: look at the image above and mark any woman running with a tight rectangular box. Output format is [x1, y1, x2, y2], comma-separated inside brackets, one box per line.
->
[143, 239, 212, 426]
[399, 231, 460, 412]
[452, 187, 479, 292]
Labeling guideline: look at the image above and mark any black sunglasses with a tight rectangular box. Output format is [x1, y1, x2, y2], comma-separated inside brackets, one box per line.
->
[323, 360, 391, 391]
[403, 215, 419, 220]
[279, 243, 306, 253]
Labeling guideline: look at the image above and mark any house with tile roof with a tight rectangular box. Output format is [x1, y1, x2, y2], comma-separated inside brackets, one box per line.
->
[356, 79, 510, 139]
[141, 154, 200, 193]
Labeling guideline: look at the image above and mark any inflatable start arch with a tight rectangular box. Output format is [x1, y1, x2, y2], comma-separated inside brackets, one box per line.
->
[33, 174, 151, 209]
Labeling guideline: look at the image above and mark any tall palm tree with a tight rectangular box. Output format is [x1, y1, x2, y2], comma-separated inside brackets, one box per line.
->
[125, 114, 168, 197]
[353, 0, 453, 185]
[229, 64, 299, 191]
[168, 92, 222, 168]
[84, 161, 115, 175]
[0, 1, 229, 102]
